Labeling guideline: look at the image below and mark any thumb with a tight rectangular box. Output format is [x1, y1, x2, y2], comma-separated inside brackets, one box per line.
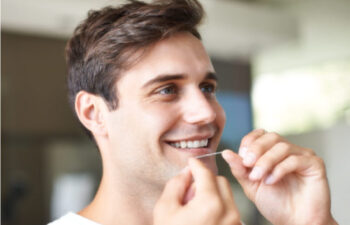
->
[222, 150, 250, 188]
[188, 158, 219, 195]
[157, 168, 192, 209]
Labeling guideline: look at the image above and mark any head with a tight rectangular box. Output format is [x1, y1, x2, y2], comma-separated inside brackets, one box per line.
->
[66, 0, 226, 188]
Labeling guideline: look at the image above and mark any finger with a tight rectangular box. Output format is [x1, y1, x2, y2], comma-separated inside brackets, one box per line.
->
[222, 150, 250, 187]
[188, 158, 219, 196]
[182, 183, 196, 204]
[216, 176, 235, 203]
[239, 129, 266, 158]
[264, 154, 325, 185]
[216, 176, 241, 221]
[223, 150, 269, 201]
[157, 168, 192, 209]
[248, 142, 293, 181]
[242, 132, 283, 167]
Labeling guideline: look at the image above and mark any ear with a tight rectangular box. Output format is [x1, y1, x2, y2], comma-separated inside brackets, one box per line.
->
[75, 91, 108, 137]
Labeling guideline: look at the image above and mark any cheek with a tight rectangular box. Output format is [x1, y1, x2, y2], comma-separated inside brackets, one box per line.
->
[109, 102, 179, 142]
[215, 102, 226, 129]
[142, 104, 180, 132]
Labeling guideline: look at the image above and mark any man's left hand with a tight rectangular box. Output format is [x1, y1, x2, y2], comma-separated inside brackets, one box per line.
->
[222, 129, 338, 225]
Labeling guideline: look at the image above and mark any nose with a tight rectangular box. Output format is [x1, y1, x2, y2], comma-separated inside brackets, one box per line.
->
[182, 89, 216, 125]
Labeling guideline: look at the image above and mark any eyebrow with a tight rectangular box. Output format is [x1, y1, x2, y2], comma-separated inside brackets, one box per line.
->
[142, 72, 218, 88]
[206, 72, 218, 81]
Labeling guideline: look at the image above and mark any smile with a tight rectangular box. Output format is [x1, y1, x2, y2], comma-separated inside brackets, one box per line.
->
[168, 139, 209, 149]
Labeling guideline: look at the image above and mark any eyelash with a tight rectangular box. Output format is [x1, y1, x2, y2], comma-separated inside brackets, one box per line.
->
[200, 83, 216, 95]
[157, 84, 178, 95]
[155, 82, 217, 99]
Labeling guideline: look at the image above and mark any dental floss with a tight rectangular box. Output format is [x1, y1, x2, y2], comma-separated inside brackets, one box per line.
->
[195, 151, 224, 159]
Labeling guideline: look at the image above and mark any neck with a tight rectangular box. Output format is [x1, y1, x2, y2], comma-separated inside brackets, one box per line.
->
[79, 168, 163, 225]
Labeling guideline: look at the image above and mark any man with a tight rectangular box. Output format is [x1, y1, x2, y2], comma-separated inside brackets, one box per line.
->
[50, 0, 338, 224]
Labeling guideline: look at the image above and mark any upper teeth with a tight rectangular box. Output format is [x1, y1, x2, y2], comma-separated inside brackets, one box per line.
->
[170, 139, 208, 149]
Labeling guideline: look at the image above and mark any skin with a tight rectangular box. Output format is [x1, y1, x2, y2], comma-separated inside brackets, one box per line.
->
[154, 129, 338, 225]
[75, 32, 337, 225]
[154, 158, 241, 225]
[75, 32, 227, 225]
[221, 129, 338, 225]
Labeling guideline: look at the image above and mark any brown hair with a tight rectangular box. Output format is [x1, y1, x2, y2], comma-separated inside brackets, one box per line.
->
[65, 0, 204, 138]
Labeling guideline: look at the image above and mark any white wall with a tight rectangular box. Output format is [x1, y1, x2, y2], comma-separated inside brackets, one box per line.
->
[253, 0, 350, 74]
[286, 122, 350, 224]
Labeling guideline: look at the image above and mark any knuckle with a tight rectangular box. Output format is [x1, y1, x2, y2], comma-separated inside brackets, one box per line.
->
[268, 132, 281, 142]
[303, 147, 315, 156]
[241, 129, 265, 146]
[288, 155, 299, 165]
[275, 155, 298, 174]
[255, 128, 266, 134]
[274, 142, 293, 156]
[315, 156, 325, 167]
[314, 156, 327, 176]
[250, 143, 264, 154]
[276, 142, 291, 153]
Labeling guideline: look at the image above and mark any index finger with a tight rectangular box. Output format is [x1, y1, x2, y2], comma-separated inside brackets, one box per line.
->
[188, 158, 219, 196]
[239, 129, 266, 157]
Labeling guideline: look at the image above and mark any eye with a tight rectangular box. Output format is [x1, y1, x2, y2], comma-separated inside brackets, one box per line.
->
[200, 83, 216, 95]
[157, 84, 178, 95]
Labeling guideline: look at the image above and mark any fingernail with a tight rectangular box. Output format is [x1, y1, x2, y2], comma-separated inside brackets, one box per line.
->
[264, 174, 275, 184]
[239, 147, 248, 158]
[249, 167, 263, 180]
[243, 152, 256, 166]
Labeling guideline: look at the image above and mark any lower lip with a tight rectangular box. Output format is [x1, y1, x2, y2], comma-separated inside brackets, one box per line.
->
[167, 144, 212, 156]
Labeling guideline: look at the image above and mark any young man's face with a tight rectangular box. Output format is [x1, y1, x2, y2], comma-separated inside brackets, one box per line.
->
[103, 32, 226, 186]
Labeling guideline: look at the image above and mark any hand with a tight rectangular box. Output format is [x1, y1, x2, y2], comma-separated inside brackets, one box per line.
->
[222, 129, 338, 225]
[153, 158, 241, 225]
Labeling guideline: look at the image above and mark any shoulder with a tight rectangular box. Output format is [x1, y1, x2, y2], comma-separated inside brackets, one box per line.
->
[48, 212, 101, 225]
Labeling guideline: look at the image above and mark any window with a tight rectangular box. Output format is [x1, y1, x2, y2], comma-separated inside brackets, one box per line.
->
[252, 59, 350, 134]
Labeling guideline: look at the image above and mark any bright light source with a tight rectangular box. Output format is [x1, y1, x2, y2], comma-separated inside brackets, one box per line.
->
[252, 59, 350, 135]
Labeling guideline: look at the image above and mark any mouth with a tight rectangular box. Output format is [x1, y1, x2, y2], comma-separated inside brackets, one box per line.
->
[165, 137, 213, 155]
[169, 139, 209, 149]
[164, 134, 219, 174]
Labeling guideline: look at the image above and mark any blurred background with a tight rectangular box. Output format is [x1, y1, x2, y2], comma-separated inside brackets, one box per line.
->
[2, 0, 350, 224]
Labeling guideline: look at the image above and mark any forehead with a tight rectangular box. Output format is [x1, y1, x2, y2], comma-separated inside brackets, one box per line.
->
[117, 32, 214, 90]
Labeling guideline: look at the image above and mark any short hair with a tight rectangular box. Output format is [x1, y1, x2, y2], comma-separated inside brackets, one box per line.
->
[65, 0, 204, 138]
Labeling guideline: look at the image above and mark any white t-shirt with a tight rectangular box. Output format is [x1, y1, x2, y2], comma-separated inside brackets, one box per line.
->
[48, 212, 245, 225]
[48, 212, 101, 225]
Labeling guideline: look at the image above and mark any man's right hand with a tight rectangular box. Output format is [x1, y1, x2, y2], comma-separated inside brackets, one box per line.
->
[153, 158, 241, 225]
